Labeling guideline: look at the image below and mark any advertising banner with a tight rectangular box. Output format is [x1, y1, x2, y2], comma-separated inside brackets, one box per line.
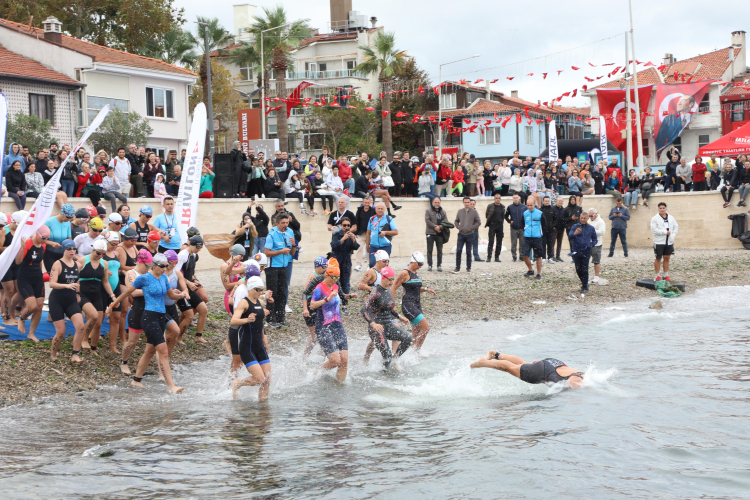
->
[176, 103, 207, 245]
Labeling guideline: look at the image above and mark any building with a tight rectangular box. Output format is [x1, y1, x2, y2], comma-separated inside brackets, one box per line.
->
[212, 1, 384, 155]
[586, 30, 747, 165]
[0, 16, 197, 159]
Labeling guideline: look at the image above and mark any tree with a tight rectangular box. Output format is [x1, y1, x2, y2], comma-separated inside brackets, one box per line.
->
[6, 113, 59, 154]
[226, 41, 272, 137]
[246, 6, 309, 153]
[388, 58, 434, 155]
[0, 0, 185, 55]
[186, 16, 233, 153]
[302, 100, 382, 158]
[87, 108, 152, 157]
[143, 29, 198, 68]
[189, 62, 242, 147]
[354, 31, 407, 158]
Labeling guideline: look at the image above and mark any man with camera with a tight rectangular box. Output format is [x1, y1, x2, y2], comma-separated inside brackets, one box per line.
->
[330, 217, 360, 297]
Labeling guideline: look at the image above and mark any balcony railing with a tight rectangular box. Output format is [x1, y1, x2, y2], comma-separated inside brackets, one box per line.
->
[279, 69, 367, 80]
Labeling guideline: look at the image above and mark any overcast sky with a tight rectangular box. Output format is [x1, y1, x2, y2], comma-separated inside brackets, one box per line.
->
[175, 0, 747, 106]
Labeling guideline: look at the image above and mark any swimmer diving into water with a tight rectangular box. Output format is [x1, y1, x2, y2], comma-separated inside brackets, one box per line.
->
[470, 351, 584, 387]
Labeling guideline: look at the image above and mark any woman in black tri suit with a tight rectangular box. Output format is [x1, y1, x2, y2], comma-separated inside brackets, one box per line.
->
[129, 205, 158, 250]
[116, 227, 139, 349]
[48, 240, 86, 363]
[230, 276, 271, 401]
[470, 350, 585, 388]
[76, 239, 115, 354]
[0, 211, 22, 328]
[14, 225, 50, 342]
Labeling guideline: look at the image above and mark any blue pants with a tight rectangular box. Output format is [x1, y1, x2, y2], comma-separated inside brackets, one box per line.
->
[343, 178, 355, 194]
[369, 244, 392, 267]
[610, 228, 628, 256]
[472, 231, 482, 260]
[420, 192, 437, 202]
[61, 179, 76, 198]
[455, 232, 473, 270]
[253, 237, 266, 256]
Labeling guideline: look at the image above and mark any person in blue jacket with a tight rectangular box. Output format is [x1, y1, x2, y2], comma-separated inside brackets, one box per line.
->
[569, 211, 598, 294]
[521, 198, 546, 279]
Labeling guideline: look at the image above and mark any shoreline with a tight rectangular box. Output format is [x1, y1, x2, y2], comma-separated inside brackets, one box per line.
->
[2, 248, 749, 406]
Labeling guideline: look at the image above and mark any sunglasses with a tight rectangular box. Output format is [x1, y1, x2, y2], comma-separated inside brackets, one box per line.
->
[108, 240, 118, 245]
[143, 214, 152, 219]
[91, 229, 102, 233]
[329, 275, 340, 280]
[144, 263, 152, 268]
[112, 222, 122, 226]
[194, 244, 203, 248]
[66, 247, 77, 252]
[94, 251, 104, 256]
[253, 287, 265, 293]
[156, 264, 168, 269]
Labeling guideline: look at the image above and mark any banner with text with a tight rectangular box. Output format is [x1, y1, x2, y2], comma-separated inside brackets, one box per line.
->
[176, 103, 207, 245]
[599, 116, 608, 164]
[548, 119, 558, 163]
[238, 108, 261, 154]
[653, 81, 711, 158]
[0, 105, 111, 279]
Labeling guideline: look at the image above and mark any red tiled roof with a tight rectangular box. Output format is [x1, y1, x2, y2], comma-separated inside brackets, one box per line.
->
[723, 75, 750, 96]
[0, 18, 196, 77]
[661, 47, 740, 83]
[0, 46, 82, 86]
[423, 98, 518, 118]
[445, 81, 585, 116]
[591, 67, 663, 90]
[446, 81, 504, 98]
[299, 32, 358, 48]
[210, 43, 242, 57]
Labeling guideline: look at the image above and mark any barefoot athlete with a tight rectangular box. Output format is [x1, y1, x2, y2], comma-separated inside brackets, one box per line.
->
[118, 249, 151, 374]
[14, 225, 50, 342]
[309, 259, 350, 382]
[230, 276, 271, 401]
[116, 228, 139, 348]
[76, 239, 116, 354]
[48, 240, 86, 363]
[107, 253, 185, 393]
[470, 350, 584, 388]
[1, 211, 25, 327]
[391, 252, 436, 352]
[102, 231, 124, 353]
[359, 249, 391, 362]
[227, 260, 271, 375]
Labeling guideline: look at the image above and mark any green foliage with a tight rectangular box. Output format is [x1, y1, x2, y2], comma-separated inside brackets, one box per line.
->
[302, 99, 381, 158]
[142, 29, 198, 68]
[388, 58, 434, 155]
[6, 112, 59, 153]
[355, 31, 407, 80]
[87, 108, 152, 156]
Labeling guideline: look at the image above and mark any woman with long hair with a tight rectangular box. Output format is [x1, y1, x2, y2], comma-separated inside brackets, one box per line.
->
[48, 240, 87, 363]
[5, 160, 27, 209]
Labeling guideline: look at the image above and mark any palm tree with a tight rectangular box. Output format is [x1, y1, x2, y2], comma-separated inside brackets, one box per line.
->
[246, 6, 309, 152]
[144, 29, 199, 69]
[227, 41, 273, 137]
[354, 31, 407, 158]
[186, 17, 234, 151]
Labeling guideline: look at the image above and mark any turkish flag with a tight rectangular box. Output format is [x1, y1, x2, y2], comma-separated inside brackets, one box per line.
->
[596, 84, 653, 159]
[285, 81, 322, 118]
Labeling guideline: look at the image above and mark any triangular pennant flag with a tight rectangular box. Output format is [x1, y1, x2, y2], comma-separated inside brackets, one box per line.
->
[507, 77, 514, 80]
[382, 111, 391, 117]
[365, 107, 375, 111]
[571, 66, 580, 70]
[490, 79, 498, 83]
[515, 113, 522, 123]
[463, 119, 471, 124]
[542, 73, 548, 79]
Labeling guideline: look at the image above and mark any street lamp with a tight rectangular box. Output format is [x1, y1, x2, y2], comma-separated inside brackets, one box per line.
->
[197, 21, 215, 158]
[259, 19, 310, 141]
[437, 54, 480, 158]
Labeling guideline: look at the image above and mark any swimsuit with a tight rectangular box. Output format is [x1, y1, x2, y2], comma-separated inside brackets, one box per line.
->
[223, 262, 244, 314]
[127, 270, 145, 333]
[79, 256, 105, 311]
[48, 260, 82, 321]
[102, 253, 121, 311]
[362, 285, 412, 365]
[519, 358, 585, 385]
[17, 241, 46, 299]
[400, 268, 424, 325]
[238, 297, 269, 367]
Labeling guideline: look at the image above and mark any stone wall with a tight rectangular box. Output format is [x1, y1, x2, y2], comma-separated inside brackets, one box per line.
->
[1, 190, 746, 270]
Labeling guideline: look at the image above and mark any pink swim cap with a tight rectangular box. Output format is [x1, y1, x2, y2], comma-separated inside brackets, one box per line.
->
[36, 225, 51, 238]
[137, 249, 153, 264]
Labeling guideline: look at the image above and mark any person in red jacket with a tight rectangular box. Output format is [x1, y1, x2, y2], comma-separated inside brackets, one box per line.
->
[336, 156, 354, 194]
[692, 155, 707, 191]
[450, 163, 465, 196]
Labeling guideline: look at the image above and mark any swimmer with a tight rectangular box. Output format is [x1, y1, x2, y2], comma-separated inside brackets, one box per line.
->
[227, 262, 270, 375]
[47, 240, 86, 363]
[470, 351, 584, 388]
[391, 252, 436, 352]
[76, 239, 116, 354]
[301, 257, 328, 357]
[309, 259, 349, 382]
[359, 249, 392, 363]
[13, 225, 50, 342]
[230, 276, 271, 401]
[117, 249, 151, 374]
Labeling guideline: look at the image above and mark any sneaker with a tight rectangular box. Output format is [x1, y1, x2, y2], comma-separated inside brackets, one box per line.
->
[466, 268, 471, 273]
[535, 274, 541, 280]
[428, 266, 433, 271]
[632, 204, 637, 210]
[547, 259, 555, 264]
[354, 265, 362, 271]
[280, 321, 290, 327]
[301, 208, 310, 215]
[723, 202, 730, 208]
[593, 276, 599, 284]
[655, 276, 662, 281]
[437, 267, 443, 272]
[555, 257, 564, 262]
[512, 257, 517, 262]
[453, 267, 460, 274]
[580, 286, 587, 294]
[524, 270, 534, 277]
[607, 254, 613, 258]
[624, 254, 628, 258]
[267, 321, 280, 328]
[486, 258, 493, 262]
[664, 276, 672, 281]
[393, 205, 402, 211]
[285, 305, 292, 313]
[494, 258, 501, 263]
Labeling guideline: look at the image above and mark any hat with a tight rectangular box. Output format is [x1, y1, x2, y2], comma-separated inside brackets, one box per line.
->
[89, 218, 104, 230]
[186, 227, 200, 238]
[325, 257, 340, 277]
[96, 206, 107, 216]
[75, 208, 90, 219]
[36, 225, 51, 238]
[230, 244, 245, 256]
[12, 210, 28, 224]
[152, 253, 168, 265]
[92, 239, 108, 252]
[61, 204, 75, 218]
[147, 230, 161, 242]
[0, 213, 7, 225]
[189, 235, 204, 246]
[246, 276, 264, 289]
[380, 266, 395, 279]
[137, 249, 153, 263]
[62, 239, 76, 251]
[164, 250, 178, 262]
[139, 205, 153, 215]
[85, 205, 98, 218]
[105, 231, 120, 243]
[410, 251, 425, 264]
[108, 213, 123, 224]
[373, 250, 390, 262]
[314, 256, 328, 268]
[252, 253, 267, 266]
[121, 227, 138, 240]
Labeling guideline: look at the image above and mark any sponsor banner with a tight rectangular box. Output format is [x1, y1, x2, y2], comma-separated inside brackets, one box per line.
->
[176, 103, 207, 245]
[548, 119, 558, 163]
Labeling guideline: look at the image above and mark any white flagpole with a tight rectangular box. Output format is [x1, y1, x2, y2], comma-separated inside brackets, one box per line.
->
[176, 103, 207, 245]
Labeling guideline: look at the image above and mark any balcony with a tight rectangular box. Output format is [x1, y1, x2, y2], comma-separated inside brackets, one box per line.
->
[277, 69, 368, 81]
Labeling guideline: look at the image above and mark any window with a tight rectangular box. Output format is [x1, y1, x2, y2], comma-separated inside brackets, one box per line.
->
[303, 131, 324, 150]
[87, 96, 128, 124]
[439, 93, 456, 110]
[642, 138, 650, 156]
[29, 94, 55, 124]
[147, 146, 167, 163]
[146, 86, 174, 118]
[732, 103, 745, 122]
[239, 67, 254, 81]
[76, 90, 84, 127]
[268, 124, 277, 138]
[698, 93, 710, 113]
[346, 60, 355, 70]
[319, 63, 327, 72]
[291, 107, 311, 116]
[524, 126, 533, 144]
[269, 110, 277, 118]
[698, 134, 710, 149]
[479, 127, 501, 145]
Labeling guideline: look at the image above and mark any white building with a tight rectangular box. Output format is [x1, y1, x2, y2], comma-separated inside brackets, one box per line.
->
[0, 16, 198, 159]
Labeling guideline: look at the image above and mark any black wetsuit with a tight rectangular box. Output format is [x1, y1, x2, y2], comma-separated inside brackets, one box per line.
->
[127, 271, 145, 332]
[48, 260, 82, 321]
[17, 241, 46, 299]
[362, 285, 412, 365]
[178, 252, 203, 311]
[400, 269, 423, 324]
[238, 297, 269, 367]
[78, 256, 105, 311]
[520, 358, 584, 385]
[119, 248, 137, 289]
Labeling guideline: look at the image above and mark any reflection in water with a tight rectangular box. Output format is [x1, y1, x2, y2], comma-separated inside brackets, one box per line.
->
[2, 287, 750, 499]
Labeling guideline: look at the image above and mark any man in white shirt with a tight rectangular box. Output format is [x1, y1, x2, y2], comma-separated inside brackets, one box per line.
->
[109, 147, 132, 195]
[587, 208, 606, 284]
[650, 202, 679, 281]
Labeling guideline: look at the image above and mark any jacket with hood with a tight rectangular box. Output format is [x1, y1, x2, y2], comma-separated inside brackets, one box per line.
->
[650, 212, 679, 245]
[552, 204, 567, 230]
[3, 143, 25, 175]
[540, 204, 556, 234]
[5, 166, 27, 193]
[562, 203, 582, 229]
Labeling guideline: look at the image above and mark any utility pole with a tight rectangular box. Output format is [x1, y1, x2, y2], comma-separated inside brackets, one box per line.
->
[624, 31, 633, 178]
[198, 22, 214, 158]
[629, 0, 645, 170]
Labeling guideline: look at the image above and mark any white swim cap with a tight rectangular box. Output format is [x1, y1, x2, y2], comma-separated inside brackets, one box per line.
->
[411, 251, 425, 264]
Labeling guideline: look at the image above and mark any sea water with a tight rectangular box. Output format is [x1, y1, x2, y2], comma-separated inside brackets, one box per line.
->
[1, 286, 750, 499]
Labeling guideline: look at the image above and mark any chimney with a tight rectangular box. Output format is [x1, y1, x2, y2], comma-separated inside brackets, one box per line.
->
[485, 80, 491, 100]
[42, 16, 63, 44]
[511, 90, 518, 98]
[370, 16, 377, 28]
[663, 53, 675, 65]
[731, 30, 747, 76]
[732, 30, 746, 48]
[330, 0, 352, 31]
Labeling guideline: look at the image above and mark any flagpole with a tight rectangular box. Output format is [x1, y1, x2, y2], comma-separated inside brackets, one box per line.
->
[624, 31, 633, 178]
[629, 0, 645, 170]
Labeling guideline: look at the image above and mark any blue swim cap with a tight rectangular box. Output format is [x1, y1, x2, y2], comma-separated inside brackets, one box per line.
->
[61, 239, 76, 250]
[314, 256, 328, 268]
[139, 205, 153, 215]
[61, 204, 75, 218]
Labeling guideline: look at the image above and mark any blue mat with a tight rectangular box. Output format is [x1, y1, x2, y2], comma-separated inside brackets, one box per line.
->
[2, 311, 114, 341]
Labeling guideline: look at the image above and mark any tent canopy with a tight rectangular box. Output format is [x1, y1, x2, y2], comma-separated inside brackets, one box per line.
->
[539, 139, 620, 161]
[699, 122, 750, 157]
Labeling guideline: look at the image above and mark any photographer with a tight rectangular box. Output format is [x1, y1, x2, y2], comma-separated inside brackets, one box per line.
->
[330, 217, 360, 296]
[233, 211, 259, 260]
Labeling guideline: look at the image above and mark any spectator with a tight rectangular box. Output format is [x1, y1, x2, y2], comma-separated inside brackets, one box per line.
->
[34, 149, 47, 173]
[425, 197, 447, 272]
[199, 158, 215, 198]
[246, 157, 265, 200]
[608, 198, 630, 258]
[20, 145, 33, 169]
[233, 212, 258, 260]
[591, 164, 605, 194]
[2, 143, 24, 175]
[327, 197, 355, 232]
[102, 166, 128, 212]
[143, 152, 163, 197]
[318, 145, 334, 167]
[330, 217, 359, 296]
[675, 158, 692, 192]
[402, 156, 417, 197]
[230, 141, 248, 197]
[179, 149, 187, 166]
[264, 168, 283, 199]
[327, 165, 347, 208]
[24, 163, 44, 199]
[389, 152, 403, 196]
[640, 166, 656, 208]
[418, 165, 436, 201]
[366, 202, 398, 267]
[469, 199, 483, 262]
[58, 151, 78, 197]
[552, 196, 566, 262]
[568, 173, 583, 205]
[453, 197, 481, 274]
[126, 143, 145, 197]
[354, 168, 372, 198]
[623, 169, 641, 210]
[587, 208, 606, 283]
[153, 173, 168, 205]
[168, 165, 182, 196]
[540, 196, 556, 264]
[521, 198, 544, 279]
[450, 160, 465, 196]
[563, 195, 582, 257]
[605, 172, 622, 202]
[352, 195, 376, 271]
[509, 168, 526, 203]
[271, 150, 290, 182]
[581, 172, 595, 196]
[42, 158, 58, 185]
[650, 202, 678, 281]
[692, 156, 708, 192]
[307, 170, 335, 214]
[248, 201, 269, 255]
[485, 193, 505, 263]
[109, 147, 132, 198]
[664, 153, 680, 192]
[337, 157, 355, 194]
[5, 160, 27, 209]
[164, 150, 178, 183]
[721, 161, 738, 208]
[504, 194, 526, 262]
[284, 171, 306, 211]
[264, 213, 297, 327]
[737, 155, 750, 207]
[569, 212, 598, 294]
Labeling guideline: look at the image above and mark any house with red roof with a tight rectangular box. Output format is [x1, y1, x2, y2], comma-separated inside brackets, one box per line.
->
[0, 16, 197, 159]
[585, 31, 747, 165]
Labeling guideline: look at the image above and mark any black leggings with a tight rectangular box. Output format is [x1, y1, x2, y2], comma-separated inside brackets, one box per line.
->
[554, 228, 566, 258]
[426, 234, 444, 267]
[308, 193, 334, 211]
[286, 191, 304, 204]
[367, 321, 412, 366]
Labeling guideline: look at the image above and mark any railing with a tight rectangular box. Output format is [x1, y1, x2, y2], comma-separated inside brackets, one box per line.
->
[698, 104, 710, 113]
[280, 69, 367, 80]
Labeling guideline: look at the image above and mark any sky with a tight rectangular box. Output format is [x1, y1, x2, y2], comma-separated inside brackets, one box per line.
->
[174, 0, 748, 107]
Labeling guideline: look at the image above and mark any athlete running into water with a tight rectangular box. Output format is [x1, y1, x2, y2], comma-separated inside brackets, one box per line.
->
[362, 266, 413, 370]
[227, 261, 272, 375]
[359, 250, 391, 363]
[14, 225, 50, 342]
[470, 351, 584, 388]
[309, 259, 350, 382]
[390, 252, 436, 352]
[230, 276, 271, 401]
[47, 240, 86, 363]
